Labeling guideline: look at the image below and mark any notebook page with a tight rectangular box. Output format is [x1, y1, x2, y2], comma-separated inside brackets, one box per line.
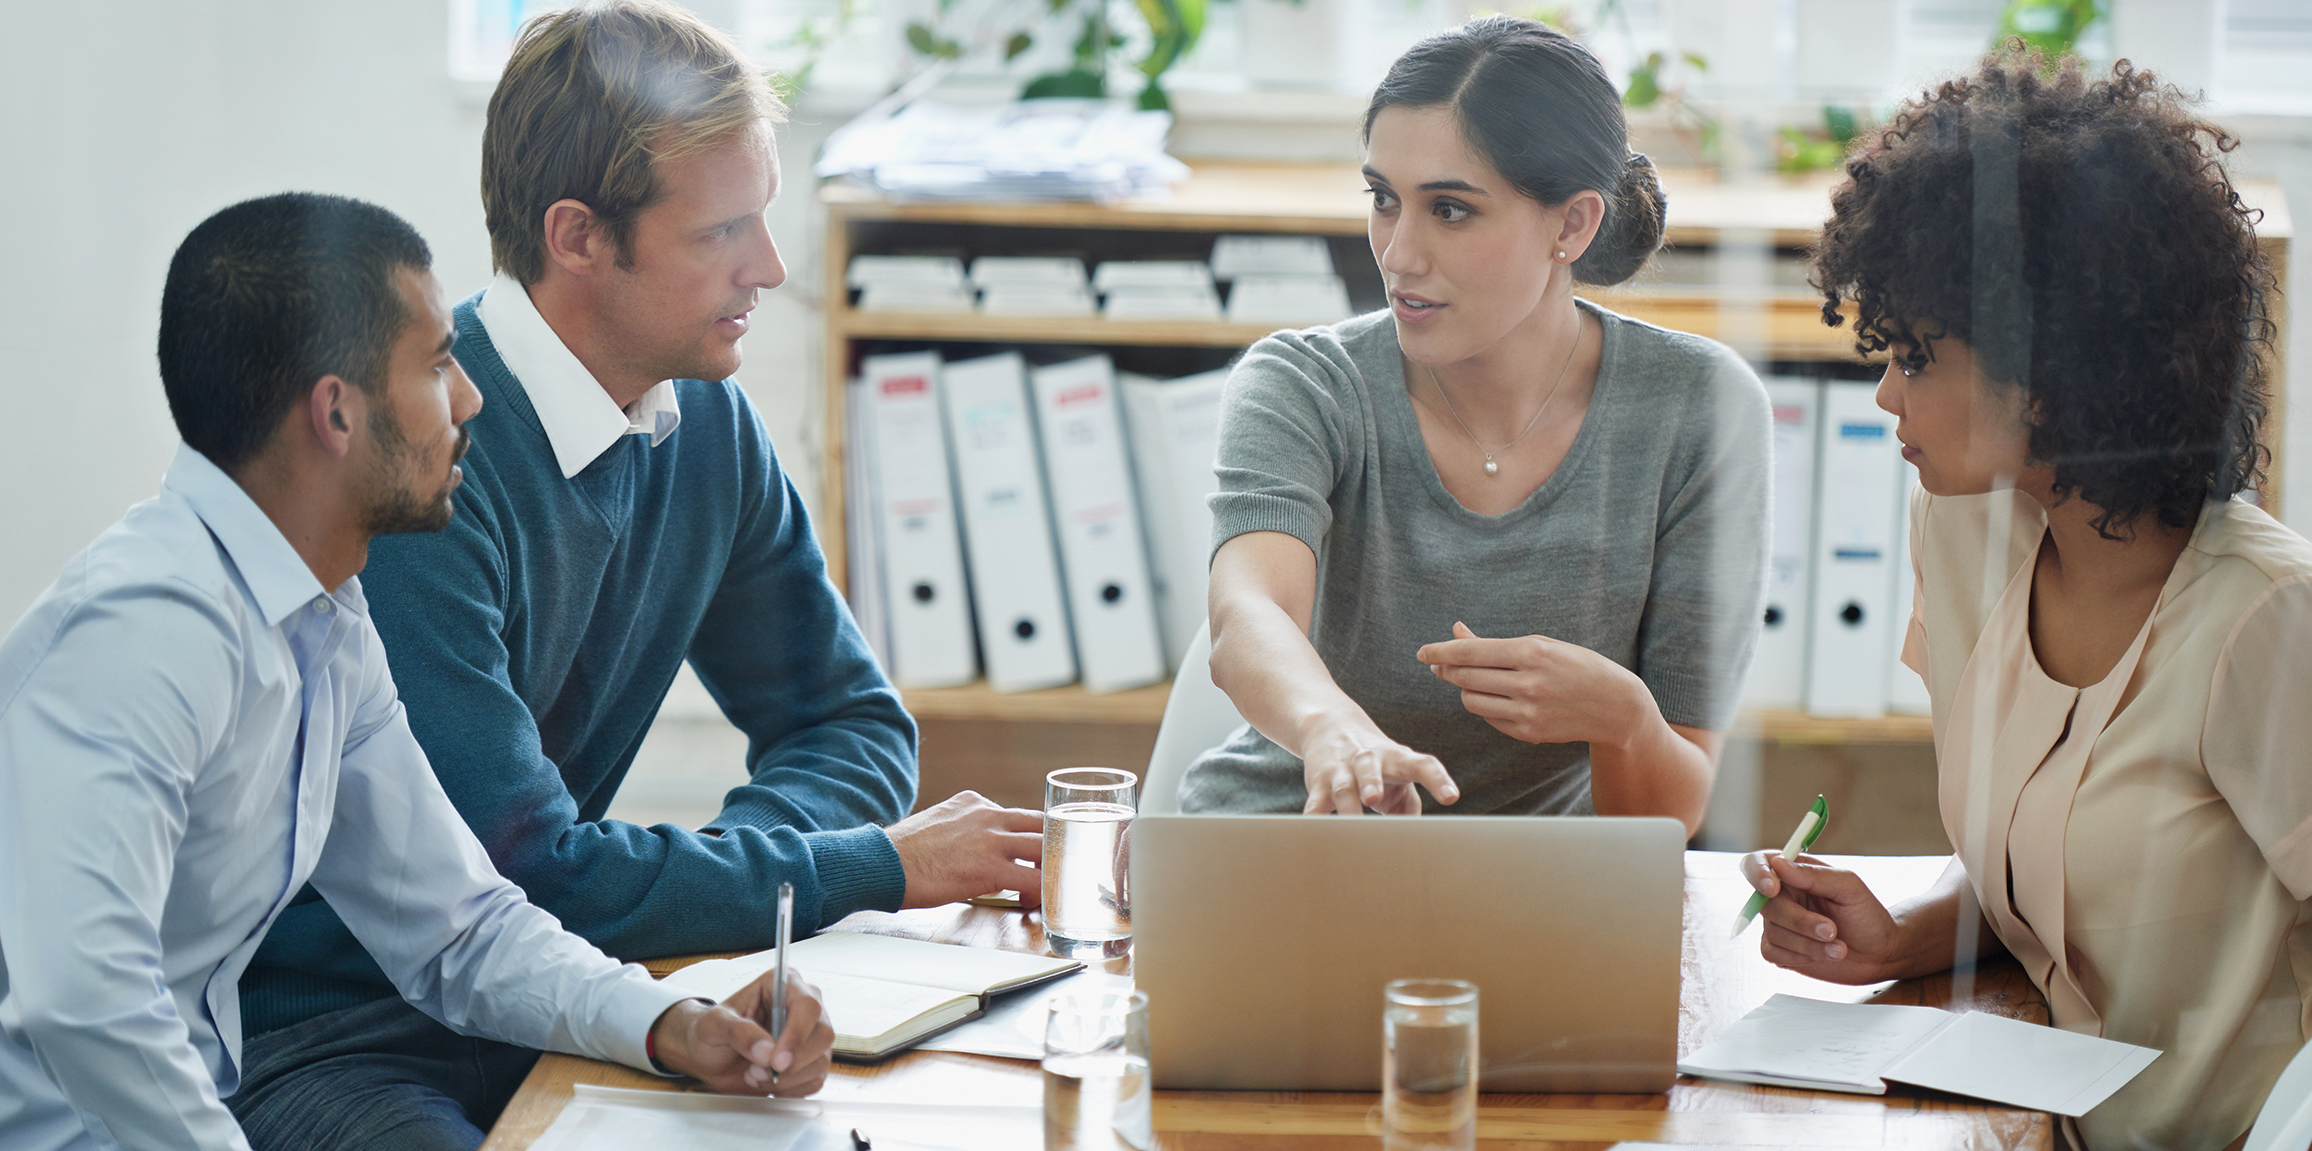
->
[661, 933, 1077, 1000]
[659, 963, 974, 1049]
[1676, 994, 1953, 1093]
[803, 971, 978, 1048]
[786, 931, 1079, 994]
[1883, 1009, 2160, 1117]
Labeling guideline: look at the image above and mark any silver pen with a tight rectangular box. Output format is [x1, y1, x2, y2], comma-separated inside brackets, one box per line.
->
[770, 881, 793, 1083]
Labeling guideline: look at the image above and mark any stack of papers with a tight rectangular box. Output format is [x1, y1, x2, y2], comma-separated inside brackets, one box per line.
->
[1096, 260, 1220, 321]
[1225, 275, 1353, 326]
[848, 255, 972, 314]
[1210, 235, 1334, 279]
[818, 99, 1189, 204]
[1210, 235, 1353, 326]
[973, 256, 1095, 317]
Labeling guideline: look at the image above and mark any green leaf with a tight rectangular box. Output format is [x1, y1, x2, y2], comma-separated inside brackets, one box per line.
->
[1022, 69, 1107, 99]
[1136, 0, 1202, 79]
[1681, 51, 1708, 73]
[1137, 76, 1170, 111]
[1623, 54, 1661, 107]
[1823, 105, 1859, 144]
[1072, 12, 1103, 66]
[905, 21, 938, 56]
[1177, 0, 1206, 41]
[1005, 31, 1034, 62]
[1993, 0, 2103, 60]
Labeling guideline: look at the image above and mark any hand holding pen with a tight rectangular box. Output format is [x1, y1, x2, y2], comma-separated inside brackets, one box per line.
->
[641, 966, 831, 1097]
[1737, 796, 1927, 986]
[1732, 795, 1827, 937]
[659, 881, 836, 1097]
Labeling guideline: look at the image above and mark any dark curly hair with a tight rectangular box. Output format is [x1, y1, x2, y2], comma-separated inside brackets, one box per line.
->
[1812, 48, 2274, 538]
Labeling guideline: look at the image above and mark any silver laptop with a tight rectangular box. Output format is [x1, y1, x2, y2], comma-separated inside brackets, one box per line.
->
[1130, 814, 1684, 1094]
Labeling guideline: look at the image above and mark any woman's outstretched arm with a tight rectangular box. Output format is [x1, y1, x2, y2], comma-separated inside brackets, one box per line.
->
[1208, 531, 1461, 815]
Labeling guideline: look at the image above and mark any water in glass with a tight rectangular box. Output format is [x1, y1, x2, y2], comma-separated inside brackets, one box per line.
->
[1043, 799, 1132, 953]
[1041, 1048, 1152, 1151]
[1383, 979, 1478, 1151]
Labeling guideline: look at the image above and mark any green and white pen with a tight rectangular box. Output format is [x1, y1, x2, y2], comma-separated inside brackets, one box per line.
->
[1731, 795, 1829, 938]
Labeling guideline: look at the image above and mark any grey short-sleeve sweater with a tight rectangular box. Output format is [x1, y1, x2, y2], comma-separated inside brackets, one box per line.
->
[1178, 301, 1770, 815]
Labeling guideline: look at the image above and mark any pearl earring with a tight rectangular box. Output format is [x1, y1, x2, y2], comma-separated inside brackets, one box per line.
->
[1556, 250, 1568, 260]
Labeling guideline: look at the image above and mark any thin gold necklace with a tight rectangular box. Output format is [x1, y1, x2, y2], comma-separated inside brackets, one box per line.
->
[1420, 320, 1584, 477]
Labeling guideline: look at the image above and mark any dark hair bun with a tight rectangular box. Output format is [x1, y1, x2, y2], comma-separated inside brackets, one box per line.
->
[1574, 153, 1666, 287]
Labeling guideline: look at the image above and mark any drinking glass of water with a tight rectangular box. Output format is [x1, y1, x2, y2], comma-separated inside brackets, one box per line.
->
[1042, 988, 1152, 1151]
[1382, 978, 1478, 1151]
[1042, 767, 1135, 960]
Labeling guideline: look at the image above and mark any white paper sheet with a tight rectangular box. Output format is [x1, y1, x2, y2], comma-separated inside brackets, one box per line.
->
[1678, 994, 2162, 1117]
[1883, 1008, 2161, 1117]
[1678, 994, 1949, 1092]
[914, 970, 1136, 1060]
[530, 1086, 1043, 1151]
[527, 1086, 819, 1151]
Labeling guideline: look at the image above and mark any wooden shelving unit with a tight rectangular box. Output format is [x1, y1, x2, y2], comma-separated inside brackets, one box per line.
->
[898, 680, 1172, 725]
[817, 162, 2293, 746]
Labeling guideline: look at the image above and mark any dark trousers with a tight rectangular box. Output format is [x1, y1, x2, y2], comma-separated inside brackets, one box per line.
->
[226, 996, 542, 1151]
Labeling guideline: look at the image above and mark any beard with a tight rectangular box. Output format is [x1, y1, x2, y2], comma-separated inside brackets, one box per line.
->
[358, 406, 468, 536]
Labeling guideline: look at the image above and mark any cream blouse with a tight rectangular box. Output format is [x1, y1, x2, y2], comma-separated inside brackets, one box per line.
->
[1905, 490, 2312, 1150]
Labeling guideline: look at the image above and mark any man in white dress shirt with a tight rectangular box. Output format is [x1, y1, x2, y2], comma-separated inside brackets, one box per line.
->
[0, 192, 836, 1151]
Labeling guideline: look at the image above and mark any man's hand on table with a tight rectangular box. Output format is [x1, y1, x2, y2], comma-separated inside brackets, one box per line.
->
[887, 790, 1046, 909]
[648, 972, 834, 1097]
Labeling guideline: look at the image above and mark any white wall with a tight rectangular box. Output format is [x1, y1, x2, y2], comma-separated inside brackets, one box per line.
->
[0, 0, 828, 627]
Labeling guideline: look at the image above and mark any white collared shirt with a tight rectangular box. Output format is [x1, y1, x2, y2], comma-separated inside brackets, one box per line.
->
[478, 272, 681, 479]
[0, 445, 691, 1151]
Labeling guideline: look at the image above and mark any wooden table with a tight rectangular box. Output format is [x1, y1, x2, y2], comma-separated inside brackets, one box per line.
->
[482, 852, 2053, 1150]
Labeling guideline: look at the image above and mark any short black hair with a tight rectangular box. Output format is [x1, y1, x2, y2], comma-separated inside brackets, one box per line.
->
[1363, 15, 1666, 287]
[1814, 49, 2273, 537]
[158, 192, 433, 470]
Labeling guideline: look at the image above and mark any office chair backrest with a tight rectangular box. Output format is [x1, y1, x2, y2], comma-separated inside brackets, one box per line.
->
[2244, 1037, 2312, 1151]
[1140, 624, 1243, 815]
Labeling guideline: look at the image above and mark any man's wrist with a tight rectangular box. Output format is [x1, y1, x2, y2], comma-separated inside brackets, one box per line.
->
[647, 998, 714, 1074]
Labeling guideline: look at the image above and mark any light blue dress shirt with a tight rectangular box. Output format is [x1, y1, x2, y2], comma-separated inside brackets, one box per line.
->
[0, 445, 693, 1151]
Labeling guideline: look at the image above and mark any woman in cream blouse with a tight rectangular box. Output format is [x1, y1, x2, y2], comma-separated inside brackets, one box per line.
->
[1741, 51, 2309, 1150]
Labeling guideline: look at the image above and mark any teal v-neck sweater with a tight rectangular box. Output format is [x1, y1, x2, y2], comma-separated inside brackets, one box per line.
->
[240, 294, 916, 1034]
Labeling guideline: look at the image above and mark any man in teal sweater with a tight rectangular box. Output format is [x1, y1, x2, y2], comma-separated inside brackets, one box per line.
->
[229, 5, 1042, 1149]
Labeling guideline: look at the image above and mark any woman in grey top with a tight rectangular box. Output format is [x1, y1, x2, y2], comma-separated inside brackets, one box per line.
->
[1179, 16, 1769, 830]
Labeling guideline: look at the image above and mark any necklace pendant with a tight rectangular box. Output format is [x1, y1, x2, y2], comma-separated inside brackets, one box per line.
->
[1483, 458, 1499, 476]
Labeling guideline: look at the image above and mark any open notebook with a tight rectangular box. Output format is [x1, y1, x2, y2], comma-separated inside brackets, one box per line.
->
[1678, 994, 2160, 1117]
[660, 932, 1081, 1060]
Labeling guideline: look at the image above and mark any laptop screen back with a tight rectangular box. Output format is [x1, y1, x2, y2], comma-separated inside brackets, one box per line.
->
[1130, 814, 1684, 1093]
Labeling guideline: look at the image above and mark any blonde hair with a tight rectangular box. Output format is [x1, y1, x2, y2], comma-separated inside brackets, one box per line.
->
[483, 0, 786, 284]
